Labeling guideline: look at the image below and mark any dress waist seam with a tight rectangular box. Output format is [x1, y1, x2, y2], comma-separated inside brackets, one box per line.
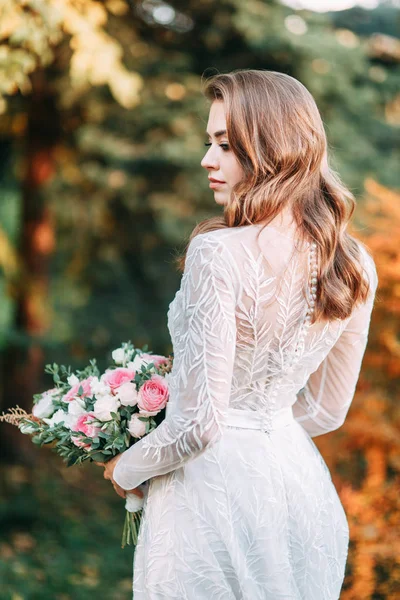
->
[223, 406, 294, 433]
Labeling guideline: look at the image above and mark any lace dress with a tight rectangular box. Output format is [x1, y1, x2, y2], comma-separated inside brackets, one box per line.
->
[113, 221, 378, 600]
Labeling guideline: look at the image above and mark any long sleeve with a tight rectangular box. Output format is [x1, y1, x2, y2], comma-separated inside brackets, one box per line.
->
[113, 235, 237, 490]
[293, 246, 378, 438]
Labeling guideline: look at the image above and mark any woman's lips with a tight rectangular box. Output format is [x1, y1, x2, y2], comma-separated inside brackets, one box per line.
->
[209, 177, 226, 189]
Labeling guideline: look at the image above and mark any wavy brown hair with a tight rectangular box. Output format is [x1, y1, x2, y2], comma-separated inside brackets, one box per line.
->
[177, 69, 373, 322]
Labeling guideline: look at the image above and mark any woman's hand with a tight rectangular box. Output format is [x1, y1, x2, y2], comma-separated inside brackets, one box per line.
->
[94, 455, 144, 500]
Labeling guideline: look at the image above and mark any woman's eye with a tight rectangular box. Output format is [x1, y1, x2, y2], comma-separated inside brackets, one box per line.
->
[203, 142, 230, 151]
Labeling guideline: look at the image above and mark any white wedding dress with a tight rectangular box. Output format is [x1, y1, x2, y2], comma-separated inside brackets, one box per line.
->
[113, 217, 378, 600]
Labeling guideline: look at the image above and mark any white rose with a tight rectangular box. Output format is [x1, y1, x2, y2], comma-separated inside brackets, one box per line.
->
[19, 422, 37, 435]
[68, 398, 87, 419]
[117, 382, 139, 407]
[32, 393, 56, 419]
[127, 354, 149, 371]
[90, 377, 111, 397]
[43, 409, 70, 428]
[93, 394, 120, 421]
[112, 348, 125, 365]
[127, 413, 147, 438]
[67, 374, 79, 387]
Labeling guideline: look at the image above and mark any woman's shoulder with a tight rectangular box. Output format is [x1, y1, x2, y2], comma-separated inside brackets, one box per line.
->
[185, 228, 243, 283]
[187, 227, 244, 254]
[189, 224, 261, 248]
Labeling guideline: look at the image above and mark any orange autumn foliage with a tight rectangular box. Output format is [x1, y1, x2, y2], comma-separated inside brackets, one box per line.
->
[314, 178, 400, 599]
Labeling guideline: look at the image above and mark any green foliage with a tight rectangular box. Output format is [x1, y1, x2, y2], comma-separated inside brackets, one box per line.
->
[0, 146, 20, 351]
[0, 458, 135, 599]
[0, 3, 398, 370]
[0, 0, 142, 111]
[0, 3, 399, 596]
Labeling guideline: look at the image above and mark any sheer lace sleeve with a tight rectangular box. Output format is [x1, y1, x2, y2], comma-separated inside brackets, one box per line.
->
[293, 247, 378, 438]
[113, 234, 237, 490]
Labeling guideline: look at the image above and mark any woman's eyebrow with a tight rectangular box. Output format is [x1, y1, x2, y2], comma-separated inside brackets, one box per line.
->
[206, 129, 227, 138]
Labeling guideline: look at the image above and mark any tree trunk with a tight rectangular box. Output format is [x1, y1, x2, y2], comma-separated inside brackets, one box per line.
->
[0, 71, 59, 463]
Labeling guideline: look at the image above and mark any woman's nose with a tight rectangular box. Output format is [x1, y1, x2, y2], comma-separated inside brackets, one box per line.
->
[201, 146, 219, 170]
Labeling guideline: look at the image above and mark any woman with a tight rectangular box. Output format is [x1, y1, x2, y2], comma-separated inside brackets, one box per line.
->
[101, 70, 378, 599]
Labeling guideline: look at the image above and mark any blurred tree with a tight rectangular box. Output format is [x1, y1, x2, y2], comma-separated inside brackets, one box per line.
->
[0, 0, 398, 436]
[330, 2, 400, 38]
[0, 0, 143, 111]
[0, 1, 399, 595]
[317, 180, 400, 599]
[0, 0, 144, 457]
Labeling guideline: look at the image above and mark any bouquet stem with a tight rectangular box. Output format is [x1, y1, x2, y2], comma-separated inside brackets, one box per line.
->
[121, 509, 142, 549]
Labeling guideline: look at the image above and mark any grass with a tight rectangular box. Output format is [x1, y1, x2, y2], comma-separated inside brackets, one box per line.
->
[0, 452, 135, 600]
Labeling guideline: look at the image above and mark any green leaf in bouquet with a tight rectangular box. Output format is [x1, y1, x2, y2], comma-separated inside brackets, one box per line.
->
[52, 397, 66, 410]
[119, 408, 131, 420]
[85, 398, 96, 411]
[89, 451, 109, 463]
[80, 434, 93, 445]
[67, 455, 79, 467]
[116, 439, 125, 451]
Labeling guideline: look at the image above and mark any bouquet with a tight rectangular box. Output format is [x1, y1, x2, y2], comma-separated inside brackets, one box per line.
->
[0, 342, 173, 548]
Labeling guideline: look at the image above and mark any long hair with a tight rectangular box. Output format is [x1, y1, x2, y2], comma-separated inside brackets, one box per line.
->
[177, 69, 372, 322]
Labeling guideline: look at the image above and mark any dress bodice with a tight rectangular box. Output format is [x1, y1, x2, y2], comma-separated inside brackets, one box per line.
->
[113, 222, 377, 490]
[166, 224, 376, 428]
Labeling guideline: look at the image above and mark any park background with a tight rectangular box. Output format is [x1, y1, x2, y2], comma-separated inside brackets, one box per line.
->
[0, 0, 399, 598]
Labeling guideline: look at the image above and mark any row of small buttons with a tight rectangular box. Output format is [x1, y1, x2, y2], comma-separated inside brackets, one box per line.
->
[263, 240, 318, 432]
[295, 240, 318, 356]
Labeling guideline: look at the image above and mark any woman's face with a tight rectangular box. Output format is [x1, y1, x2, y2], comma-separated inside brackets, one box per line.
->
[201, 100, 244, 206]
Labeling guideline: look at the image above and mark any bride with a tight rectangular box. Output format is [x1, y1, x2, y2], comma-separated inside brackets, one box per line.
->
[99, 69, 377, 599]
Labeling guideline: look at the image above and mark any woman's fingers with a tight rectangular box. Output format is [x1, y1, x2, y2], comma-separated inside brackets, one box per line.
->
[93, 455, 134, 501]
[128, 488, 144, 499]
[113, 482, 126, 499]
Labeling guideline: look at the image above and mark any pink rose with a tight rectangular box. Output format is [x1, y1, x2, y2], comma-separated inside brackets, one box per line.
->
[71, 436, 91, 450]
[63, 377, 94, 403]
[137, 374, 169, 416]
[71, 412, 101, 450]
[143, 353, 169, 368]
[101, 368, 136, 394]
